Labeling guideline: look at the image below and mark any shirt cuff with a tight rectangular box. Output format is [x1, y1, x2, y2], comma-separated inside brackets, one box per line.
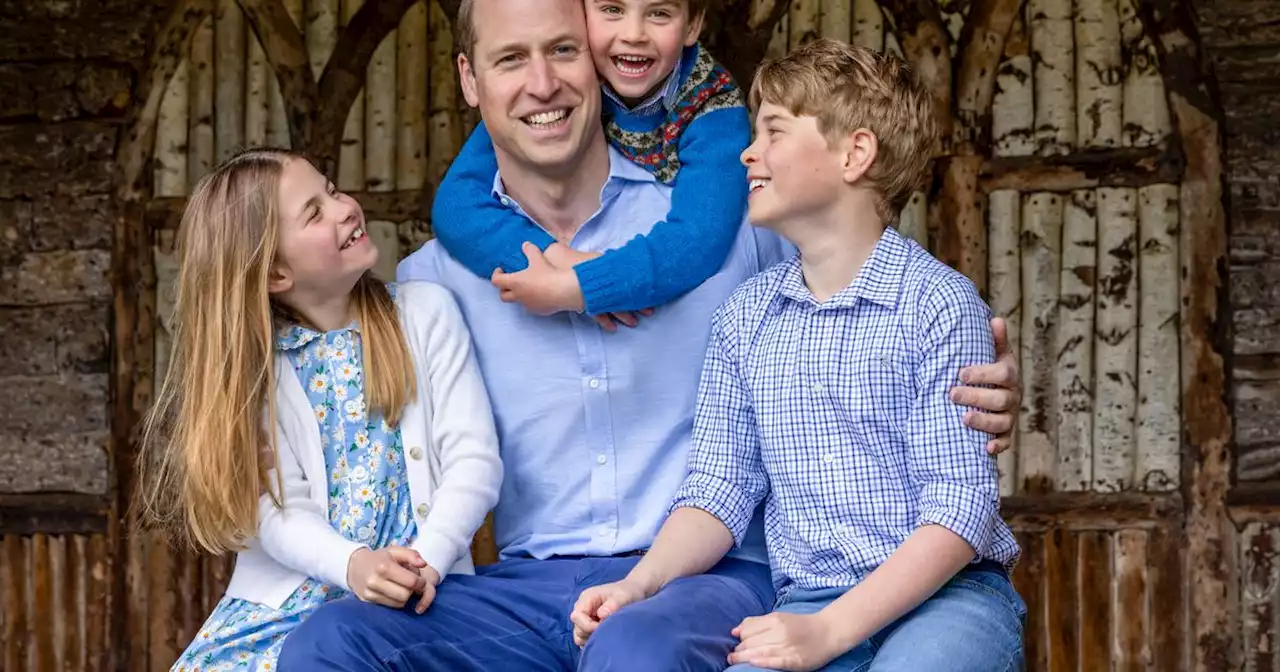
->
[669, 474, 756, 547]
[319, 538, 369, 593]
[574, 254, 644, 315]
[916, 482, 999, 557]
[412, 528, 460, 583]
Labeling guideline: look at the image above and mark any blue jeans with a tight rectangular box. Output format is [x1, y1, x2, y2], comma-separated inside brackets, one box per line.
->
[727, 562, 1026, 672]
[276, 554, 774, 671]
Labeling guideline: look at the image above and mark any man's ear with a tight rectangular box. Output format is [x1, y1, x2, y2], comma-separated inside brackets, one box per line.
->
[458, 53, 480, 108]
[684, 9, 705, 46]
[842, 129, 878, 185]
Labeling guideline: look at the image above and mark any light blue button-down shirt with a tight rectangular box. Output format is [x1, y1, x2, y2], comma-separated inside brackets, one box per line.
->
[397, 146, 789, 563]
[671, 227, 1020, 598]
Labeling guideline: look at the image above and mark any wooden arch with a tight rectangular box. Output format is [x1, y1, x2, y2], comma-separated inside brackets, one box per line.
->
[106, 0, 1230, 667]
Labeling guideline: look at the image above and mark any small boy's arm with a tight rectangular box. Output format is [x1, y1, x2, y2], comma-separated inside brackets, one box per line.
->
[430, 121, 558, 278]
[409, 286, 504, 578]
[573, 106, 751, 314]
[257, 425, 367, 591]
[812, 278, 1000, 650]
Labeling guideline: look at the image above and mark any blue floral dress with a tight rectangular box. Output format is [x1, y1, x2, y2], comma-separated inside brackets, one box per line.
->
[173, 300, 418, 672]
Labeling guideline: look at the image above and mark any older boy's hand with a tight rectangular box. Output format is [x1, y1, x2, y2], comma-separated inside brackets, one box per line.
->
[569, 579, 651, 646]
[950, 316, 1022, 455]
[727, 611, 846, 671]
[492, 242, 585, 314]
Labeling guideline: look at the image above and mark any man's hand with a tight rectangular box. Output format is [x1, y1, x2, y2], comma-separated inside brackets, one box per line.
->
[491, 242, 585, 314]
[592, 308, 655, 332]
[951, 316, 1022, 455]
[569, 578, 652, 646]
[413, 563, 442, 614]
[727, 611, 847, 671]
[346, 546, 428, 609]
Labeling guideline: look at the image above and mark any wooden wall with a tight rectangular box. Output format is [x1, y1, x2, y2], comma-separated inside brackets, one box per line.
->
[0, 0, 1243, 669]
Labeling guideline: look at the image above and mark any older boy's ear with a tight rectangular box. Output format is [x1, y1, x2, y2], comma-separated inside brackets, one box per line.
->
[842, 128, 879, 185]
[458, 53, 480, 108]
[684, 9, 705, 46]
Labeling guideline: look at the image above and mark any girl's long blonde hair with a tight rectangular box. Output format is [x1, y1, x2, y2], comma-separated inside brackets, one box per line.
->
[136, 148, 416, 554]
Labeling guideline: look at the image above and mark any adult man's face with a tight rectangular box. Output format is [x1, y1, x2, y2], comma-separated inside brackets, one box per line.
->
[458, 0, 603, 179]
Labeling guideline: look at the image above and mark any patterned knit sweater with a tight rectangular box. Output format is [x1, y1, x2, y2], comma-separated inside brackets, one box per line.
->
[429, 43, 751, 315]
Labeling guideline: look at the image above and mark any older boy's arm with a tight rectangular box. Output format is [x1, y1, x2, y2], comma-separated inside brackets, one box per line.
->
[571, 316, 767, 643]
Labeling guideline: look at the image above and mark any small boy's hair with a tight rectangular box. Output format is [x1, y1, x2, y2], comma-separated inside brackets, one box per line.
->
[456, 0, 708, 61]
[749, 38, 938, 224]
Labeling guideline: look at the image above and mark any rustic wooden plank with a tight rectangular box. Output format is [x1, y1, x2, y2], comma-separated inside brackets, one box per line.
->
[148, 536, 177, 672]
[937, 156, 986, 292]
[1003, 492, 1180, 529]
[988, 189, 1020, 496]
[980, 144, 1182, 192]
[203, 552, 233, 615]
[46, 535, 66, 671]
[1149, 524, 1186, 670]
[1029, 0, 1076, 154]
[178, 545, 203, 652]
[1014, 531, 1047, 670]
[878, 0, 952, 143]
[213, 0, 245, 162]
[31, 534, 55, 671]
[1113, 528, 1150, 670]
[992, 11, 1033, 156]
[65, 535, 84, 671]
[1044, 528, 1078, 671]
[3, 535, 27, 672]
[951, 0, 1022, 152]
[1241, 522, 1278, 672]
[0, 493, 109, 535]
[396, 0, 428, 192]
[1094, 187, 1139, 492]
[1136, 183, 1182, 491]
[1075, 0, 1124, 148]
[1077, 531, 1112, 670]
[1017, 192, 1062, 494]
[86, 534, 111, 672]
[1056, 190, 1097, 492]
[187, 13, 215, 184]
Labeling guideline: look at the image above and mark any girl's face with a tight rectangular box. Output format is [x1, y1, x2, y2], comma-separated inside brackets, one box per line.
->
[270, 158, 377, 306]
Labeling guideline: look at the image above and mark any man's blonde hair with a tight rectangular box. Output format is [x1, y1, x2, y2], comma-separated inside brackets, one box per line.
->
[749, 38, 938, 224]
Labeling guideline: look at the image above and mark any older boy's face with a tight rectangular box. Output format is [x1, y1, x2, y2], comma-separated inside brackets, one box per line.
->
[458, 0, 603, 178]
[741, 102, 847, 230]
[585, 0, 701, 104]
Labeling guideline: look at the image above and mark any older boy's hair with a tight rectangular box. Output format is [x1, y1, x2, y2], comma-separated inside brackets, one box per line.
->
[456, 0, 708, 61]
[749, 38, 938, 224]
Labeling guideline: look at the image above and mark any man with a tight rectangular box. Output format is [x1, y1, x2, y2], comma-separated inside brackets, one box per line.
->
[277, 0, 1021, 668]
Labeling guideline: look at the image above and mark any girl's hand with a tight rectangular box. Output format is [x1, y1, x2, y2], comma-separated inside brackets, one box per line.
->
[727, 612, 847, 671]
[346, 546, 428, 608]
[413, 564, 442, 614]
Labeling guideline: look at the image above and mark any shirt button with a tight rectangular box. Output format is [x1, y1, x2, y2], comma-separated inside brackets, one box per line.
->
[408, 446, 423, 460]
[500, 196, 511, 206]
[588, 378, 601, 389]
[812, 383, 825, 393]
[823, 454, 836, 464]
[416, 503, 430, 519]
[596, 454, 608, 465]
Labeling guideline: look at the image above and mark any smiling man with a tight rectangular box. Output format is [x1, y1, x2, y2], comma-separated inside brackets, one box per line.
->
[275, 0, 1023, 669]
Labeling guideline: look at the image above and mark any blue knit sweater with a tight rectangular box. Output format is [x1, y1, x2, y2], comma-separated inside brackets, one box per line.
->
[429, 44, 750, 315]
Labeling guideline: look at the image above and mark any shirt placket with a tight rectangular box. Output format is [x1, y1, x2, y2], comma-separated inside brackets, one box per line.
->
[572, 319, 619, 551]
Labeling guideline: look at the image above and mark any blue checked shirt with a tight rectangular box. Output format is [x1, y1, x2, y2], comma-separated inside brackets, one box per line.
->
[671, 227, 1021, 597]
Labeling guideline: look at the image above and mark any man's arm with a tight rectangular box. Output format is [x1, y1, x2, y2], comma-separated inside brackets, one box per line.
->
[954, 316, 1021, 454]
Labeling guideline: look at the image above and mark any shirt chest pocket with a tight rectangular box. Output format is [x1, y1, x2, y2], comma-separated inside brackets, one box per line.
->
[837, 349, 914, 440]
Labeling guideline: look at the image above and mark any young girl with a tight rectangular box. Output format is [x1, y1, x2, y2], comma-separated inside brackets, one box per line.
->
[137, 148, 503, 671]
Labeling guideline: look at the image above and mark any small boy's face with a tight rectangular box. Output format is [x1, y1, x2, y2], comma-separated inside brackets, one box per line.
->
[585, 0, 701, 104]
[741, 102, 849, 230]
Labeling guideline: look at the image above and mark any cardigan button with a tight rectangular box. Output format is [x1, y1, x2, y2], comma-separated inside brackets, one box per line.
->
[417, 503, 430, 519]
[409, 446, 423, 461]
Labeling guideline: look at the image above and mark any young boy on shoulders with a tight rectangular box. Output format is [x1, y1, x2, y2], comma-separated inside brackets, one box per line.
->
[431, 0, 750, 328]
[570, 38, 1025, 671]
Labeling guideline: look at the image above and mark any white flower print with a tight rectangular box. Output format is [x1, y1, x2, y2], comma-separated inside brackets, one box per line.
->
[337, 361, 357, 382]
[313, 404, 328, 423]
[367, 456, 380, 474]
[386, 476, 399, 491]
[354, 430, 370, 449]
[340, 516, 354, 534]
[355, 484, 375, 502]
[334, 384, 348, 401]
[370, 441, 385, 457]
[309, 373, 328, 393]
[348, 505, 362, 520]
[349, 465, 369, 483]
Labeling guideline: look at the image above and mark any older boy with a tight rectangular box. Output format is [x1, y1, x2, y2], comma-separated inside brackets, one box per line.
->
[571, 39, 1025, 671]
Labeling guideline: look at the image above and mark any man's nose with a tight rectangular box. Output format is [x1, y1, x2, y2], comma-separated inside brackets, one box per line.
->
[525, 57, 560, 99]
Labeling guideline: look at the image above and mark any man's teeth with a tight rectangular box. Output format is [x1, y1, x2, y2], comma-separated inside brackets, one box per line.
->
[749, 178, 769, 192]
[342, 227, 364, 249]
[525, 109, 568, 127]
[614, 55, 653, 75]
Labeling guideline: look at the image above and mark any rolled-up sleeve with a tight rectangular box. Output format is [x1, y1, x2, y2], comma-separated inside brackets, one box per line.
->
[908, 276, 1000, 556]
[669, 314, 768, 547]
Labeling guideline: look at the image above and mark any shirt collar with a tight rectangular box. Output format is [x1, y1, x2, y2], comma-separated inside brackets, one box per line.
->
[600, 51, 684, 116]
[776, 227, 909, 310]
[275, 319, 361, 352]
[490, 144, 656, 213]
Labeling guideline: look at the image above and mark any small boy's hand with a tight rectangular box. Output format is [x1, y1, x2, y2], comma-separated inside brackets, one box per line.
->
[492, 243, 585, 314]
[951, 316, 1022, 454]
[727, 611, 846, 671]
[346, 546, 428, 609]
[569, 579, 651, 646]
[413, 563, 442, 614]
[543, 242, 602, 268]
